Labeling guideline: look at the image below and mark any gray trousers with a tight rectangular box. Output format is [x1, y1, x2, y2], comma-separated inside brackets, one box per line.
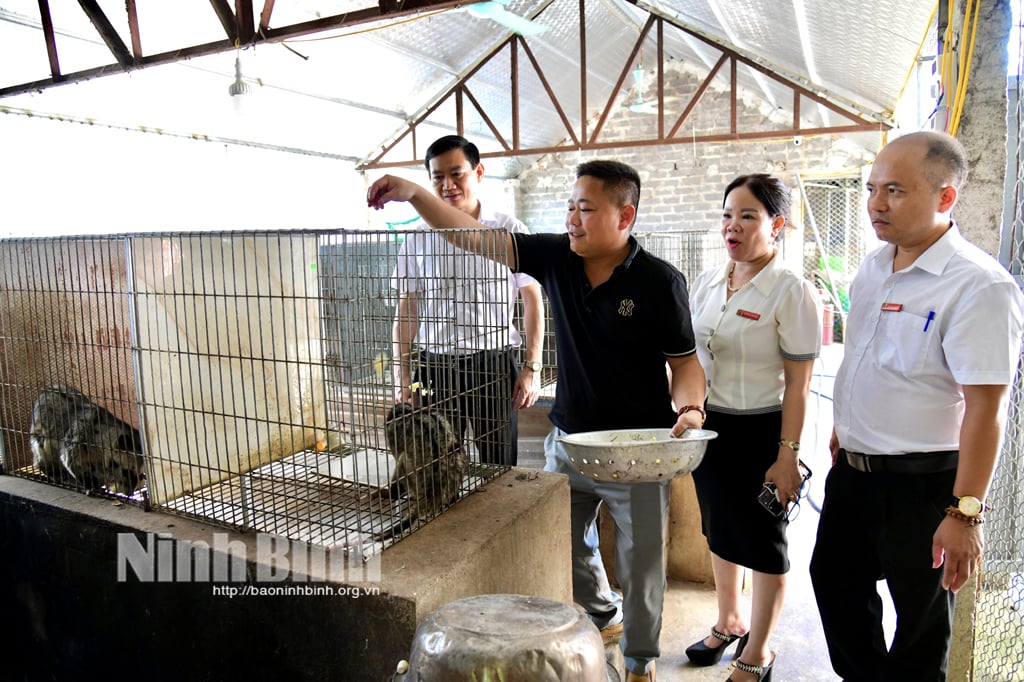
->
[545, 428, 670, 676]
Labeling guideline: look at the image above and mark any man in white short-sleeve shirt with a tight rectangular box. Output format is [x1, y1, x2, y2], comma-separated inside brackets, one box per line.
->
[810, 131, 1024, 680]
[391, 135, 544, 466]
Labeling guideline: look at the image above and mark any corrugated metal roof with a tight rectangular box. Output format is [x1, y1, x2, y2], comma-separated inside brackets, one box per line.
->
[0, 0, 935, 174]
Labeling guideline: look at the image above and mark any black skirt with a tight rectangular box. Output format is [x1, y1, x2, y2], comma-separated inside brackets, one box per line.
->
[692, 408, 790, 574]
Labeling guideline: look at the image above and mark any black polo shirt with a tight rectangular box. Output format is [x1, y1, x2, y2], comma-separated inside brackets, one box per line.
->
[512, 232, 696, 434]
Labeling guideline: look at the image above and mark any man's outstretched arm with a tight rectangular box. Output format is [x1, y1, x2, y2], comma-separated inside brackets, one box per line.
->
[368, 175, 515, 269]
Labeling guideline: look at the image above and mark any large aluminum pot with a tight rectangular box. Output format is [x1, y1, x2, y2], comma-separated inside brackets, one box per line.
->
[403, 593, 613, 681]
[557, 428, 718, 482]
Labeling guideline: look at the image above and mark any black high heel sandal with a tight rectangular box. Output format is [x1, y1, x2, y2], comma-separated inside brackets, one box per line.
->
[727, 651, 775, 682]
[685, 628, 750, 666]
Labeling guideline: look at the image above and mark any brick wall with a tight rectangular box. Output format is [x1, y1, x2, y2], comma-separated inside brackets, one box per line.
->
[513, 66, 884, 235]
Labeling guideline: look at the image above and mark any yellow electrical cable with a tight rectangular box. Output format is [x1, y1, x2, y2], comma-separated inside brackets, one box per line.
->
[893, 2, 940, 113]
[947, 0, 972, 131]
[949, 0, 981, 136]
[958, 0, 973, 77]
[948, 0, 968, 134]
[945, 0, 978, 134]
[954, 0, 974, 111]
[940, 0, 955, 130]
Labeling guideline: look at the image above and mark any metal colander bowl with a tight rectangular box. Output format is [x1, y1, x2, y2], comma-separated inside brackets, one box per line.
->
[402, 594, 609, 681]
[557, 428, 717, 482]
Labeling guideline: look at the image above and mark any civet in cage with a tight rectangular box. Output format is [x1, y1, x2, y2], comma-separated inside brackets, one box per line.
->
[375, 402, 467, 540]
[29, 384, 144, 496]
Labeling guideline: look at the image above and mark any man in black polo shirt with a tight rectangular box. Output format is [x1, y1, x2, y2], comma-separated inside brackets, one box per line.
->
[369, 160, 706, 682]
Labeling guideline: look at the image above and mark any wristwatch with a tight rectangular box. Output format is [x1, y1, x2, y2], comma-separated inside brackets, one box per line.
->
[523, 360, 542, 372]
[953, 495, 987, 517]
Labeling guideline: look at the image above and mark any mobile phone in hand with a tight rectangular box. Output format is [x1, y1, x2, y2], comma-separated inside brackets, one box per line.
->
[758, 482, 786, 518]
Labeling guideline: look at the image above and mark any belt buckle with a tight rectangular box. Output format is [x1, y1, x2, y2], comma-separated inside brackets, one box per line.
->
[846, 450, 872, 473]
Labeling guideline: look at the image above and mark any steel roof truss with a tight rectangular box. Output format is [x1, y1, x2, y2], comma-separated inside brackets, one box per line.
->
[1, 0, 469, 99]
[361, 9, 887, 169]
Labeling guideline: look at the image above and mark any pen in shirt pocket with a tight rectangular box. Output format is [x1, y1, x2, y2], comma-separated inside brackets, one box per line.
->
[880, 302, 936, 331]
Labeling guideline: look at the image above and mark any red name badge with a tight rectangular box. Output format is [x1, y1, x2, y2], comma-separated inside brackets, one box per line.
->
[881, 302, 903, 312]
[737, 309, 761, 321]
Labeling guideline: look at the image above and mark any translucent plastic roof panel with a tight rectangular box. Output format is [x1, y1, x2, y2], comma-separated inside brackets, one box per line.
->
[804, 1, 933, 114]
[130, 2, 227, 56]
[0, 0, 933, 176]
[642, 0, 933, 119]
[0, 12, 57, 85]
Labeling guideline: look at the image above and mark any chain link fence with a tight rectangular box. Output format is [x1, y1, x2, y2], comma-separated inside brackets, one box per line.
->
[976, 67, 1024, 681]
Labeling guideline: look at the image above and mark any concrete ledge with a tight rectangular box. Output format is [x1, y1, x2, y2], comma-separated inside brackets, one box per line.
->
[0, 468, 571, 680]
[380, 468, 572, 617]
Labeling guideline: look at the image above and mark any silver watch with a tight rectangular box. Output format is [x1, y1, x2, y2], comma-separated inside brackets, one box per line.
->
[523, 360, 542, 372]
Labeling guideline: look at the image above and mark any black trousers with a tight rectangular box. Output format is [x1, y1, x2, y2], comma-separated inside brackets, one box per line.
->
[809, 455, 956, 681]
[415, 348, 518, 466]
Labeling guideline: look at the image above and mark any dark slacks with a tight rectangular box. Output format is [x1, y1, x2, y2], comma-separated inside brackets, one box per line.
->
[415, 348, 518, 466]
[809, 455, 956, 681]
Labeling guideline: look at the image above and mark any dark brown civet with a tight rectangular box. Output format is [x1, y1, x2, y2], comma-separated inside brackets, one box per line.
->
[377, 402, 466, 540]
[30, 384, 144, 495]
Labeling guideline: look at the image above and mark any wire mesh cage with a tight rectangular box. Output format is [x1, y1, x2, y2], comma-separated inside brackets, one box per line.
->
[797, 174, 870, 343]
[0, 229, 515, 555]
[635, 229, 728, 285]
[0, 238, 144, 500]
[975, 69, 1024, 680]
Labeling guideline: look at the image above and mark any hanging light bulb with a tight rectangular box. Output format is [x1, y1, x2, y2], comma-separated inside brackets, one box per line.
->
[228, 48, 249, 97]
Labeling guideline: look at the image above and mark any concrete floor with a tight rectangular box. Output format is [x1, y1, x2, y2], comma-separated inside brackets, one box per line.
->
[516, 343, 851, 681]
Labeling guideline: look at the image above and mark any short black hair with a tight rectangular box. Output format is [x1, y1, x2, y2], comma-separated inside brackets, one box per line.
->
[424, 135, 481, 171]
[722, 174, 791, 221]
[576, 160, 641, 214]
[915, 131, 969, 191]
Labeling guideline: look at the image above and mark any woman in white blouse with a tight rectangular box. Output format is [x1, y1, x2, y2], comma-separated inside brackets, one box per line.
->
[685, 174, 822, 682]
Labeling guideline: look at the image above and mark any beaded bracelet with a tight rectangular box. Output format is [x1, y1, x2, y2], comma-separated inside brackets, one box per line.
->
[945, 505, 985, 526]
[678, 405, 706, 425]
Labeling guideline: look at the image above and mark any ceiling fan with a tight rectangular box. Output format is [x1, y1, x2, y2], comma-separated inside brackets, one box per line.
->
[626, 63, 679, 114]
[466, 0, 548, 36]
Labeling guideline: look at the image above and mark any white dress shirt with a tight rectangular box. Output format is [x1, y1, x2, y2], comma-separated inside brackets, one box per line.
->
[391, 204, 538, 354]
[690, 252, 822, 413]
[833, 223, 1024, 454]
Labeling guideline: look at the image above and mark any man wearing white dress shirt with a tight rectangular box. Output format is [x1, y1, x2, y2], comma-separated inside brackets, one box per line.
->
[810, 131, 1024, 680]
[391, 135, 544, 466]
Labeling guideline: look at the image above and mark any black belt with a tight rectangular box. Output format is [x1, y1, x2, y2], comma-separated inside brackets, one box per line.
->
[842, 449, 959, 474]
[420, 348, 513, 363]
